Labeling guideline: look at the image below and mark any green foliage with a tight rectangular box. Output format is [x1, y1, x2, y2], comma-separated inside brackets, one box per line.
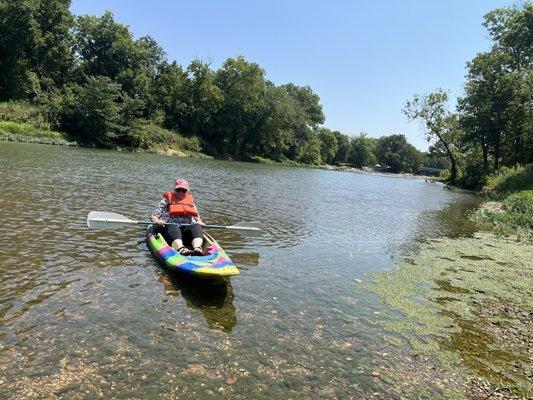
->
[484, 164, 533, 199]
[296, 132, 322, 165]
[129, 122, 202, 153]
[332, 131, 351, 164]
[0, 101, 49, 129]
[348, 134, 377, 168]
[317, 127, 338, 164]
[474, 190, 533, 236]
[504, 190, 533, 215]
[457, 2, 532, 188]
[0, 2, 430, 168]
[376, 134, 421, 173]
[60, 75, 125, 147]
[0, 120, 62, 138]
[0, 120, 75, 145]
[404, 89, 459, 182]
[0, 0, 73, 99]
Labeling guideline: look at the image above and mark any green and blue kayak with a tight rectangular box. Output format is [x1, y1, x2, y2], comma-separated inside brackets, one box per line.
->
[146, 226, 239, 278]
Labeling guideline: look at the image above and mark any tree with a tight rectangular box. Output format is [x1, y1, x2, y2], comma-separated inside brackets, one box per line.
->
[74, 11, 165, 105]
[213, 56, 268, 158]
[296, 131, 322, 165]
[458, 3, 532, 174]
[332, 131, 351, 164]
[404, 90, 460, 183]
[180, 59, 223, 137]
[151, 61, 188, 132]
[376, 134, 421, 173]
[281, 83, 325, 128]
[317, 127, 339, 164]
[348, 134, 377, 168]
[0, 0, 74, 99]
[61, 75, 125, 147]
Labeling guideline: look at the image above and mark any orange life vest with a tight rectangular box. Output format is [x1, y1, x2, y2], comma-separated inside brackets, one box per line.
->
[163, 192, 199, 217]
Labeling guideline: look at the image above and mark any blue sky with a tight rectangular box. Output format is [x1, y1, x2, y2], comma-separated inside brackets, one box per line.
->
[71, 0, 514, 150]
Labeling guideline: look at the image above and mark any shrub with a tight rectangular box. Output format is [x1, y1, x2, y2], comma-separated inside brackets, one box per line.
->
[132, 122, 202, 153]
[0, 101, 50, 130]
[484, 164, 533, 199]
[503, 190, 533, 215]
[0, 121, 62, 138]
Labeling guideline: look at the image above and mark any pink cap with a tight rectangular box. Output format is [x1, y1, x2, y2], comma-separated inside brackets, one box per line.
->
[174, 178, 189, 190]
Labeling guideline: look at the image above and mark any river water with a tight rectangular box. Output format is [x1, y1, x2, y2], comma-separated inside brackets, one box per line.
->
[0, 142, 479, 399]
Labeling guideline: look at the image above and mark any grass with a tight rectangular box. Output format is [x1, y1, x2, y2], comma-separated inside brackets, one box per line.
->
[0, 120, 76, 146]
[0, 101, 50, 130]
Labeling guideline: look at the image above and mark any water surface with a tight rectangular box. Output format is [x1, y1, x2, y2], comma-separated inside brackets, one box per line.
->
[0, 142, 479, 398]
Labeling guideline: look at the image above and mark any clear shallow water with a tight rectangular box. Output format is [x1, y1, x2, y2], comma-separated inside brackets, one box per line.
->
[0, 142, 479, 398]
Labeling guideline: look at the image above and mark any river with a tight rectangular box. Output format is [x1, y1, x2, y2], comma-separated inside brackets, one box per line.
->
[0, 142, 479, 399]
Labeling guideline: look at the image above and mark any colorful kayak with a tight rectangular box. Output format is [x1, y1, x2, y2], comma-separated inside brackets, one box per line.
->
[146, 226, 239, 278]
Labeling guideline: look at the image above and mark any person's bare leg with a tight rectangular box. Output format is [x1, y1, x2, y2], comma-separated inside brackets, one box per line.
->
[192, 238, 203, 255]
[171, 239, 184, 251]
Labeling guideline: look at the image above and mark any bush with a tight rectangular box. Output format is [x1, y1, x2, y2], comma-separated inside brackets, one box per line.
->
[132, 122, 202, 153]
[484, 164, 533, 199]
[456, 162, 487, 190]
[0, 101, 50, 130]
[0, 121, 62, 138]
[503, 190, 533, 215]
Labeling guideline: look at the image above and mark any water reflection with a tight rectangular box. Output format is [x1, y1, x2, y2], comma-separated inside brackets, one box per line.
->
[157, 272, 237, 333]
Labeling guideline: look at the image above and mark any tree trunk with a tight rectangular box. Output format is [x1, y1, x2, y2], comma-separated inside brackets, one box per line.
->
[482, 142, 488, 176]
[494, 136, 500, 170]
[434, 130, 457, 184]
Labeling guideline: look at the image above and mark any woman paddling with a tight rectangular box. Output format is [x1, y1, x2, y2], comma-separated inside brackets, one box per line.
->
[150, 178, 205, 256]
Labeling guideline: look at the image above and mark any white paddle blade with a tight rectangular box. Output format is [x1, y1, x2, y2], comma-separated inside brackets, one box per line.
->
[87, 211, 138, 230]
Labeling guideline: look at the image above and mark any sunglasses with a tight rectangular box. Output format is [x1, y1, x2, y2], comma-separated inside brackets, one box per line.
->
[175, 188, 187, 193]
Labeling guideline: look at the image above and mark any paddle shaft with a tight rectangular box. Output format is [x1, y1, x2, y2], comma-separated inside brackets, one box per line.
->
[104, 219, 255, 230]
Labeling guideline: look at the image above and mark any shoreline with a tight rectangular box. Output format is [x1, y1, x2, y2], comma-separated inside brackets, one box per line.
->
[366, 202, 532, 398]
[1, 135, 447, 184]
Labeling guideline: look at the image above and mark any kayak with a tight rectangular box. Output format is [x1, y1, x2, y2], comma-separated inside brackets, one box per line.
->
[146, 226, 239, 278]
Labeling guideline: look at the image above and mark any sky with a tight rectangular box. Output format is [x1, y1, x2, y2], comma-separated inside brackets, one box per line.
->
[70, 0, 515, 151]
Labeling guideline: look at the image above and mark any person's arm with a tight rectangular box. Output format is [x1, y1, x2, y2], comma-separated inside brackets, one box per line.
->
[150, 200, 167, 226]
[192, 202, 205, 226]
[150, 214, 165, 226]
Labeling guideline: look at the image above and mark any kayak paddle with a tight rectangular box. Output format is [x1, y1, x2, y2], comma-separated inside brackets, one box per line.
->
[86, 211, 261, 235]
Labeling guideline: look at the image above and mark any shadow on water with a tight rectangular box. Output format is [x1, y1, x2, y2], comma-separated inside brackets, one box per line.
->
[157, 271, 237, 333]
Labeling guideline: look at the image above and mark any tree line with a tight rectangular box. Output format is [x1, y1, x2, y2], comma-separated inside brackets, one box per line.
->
[0, 0, 427, 171]
[0, 1, 530, 186]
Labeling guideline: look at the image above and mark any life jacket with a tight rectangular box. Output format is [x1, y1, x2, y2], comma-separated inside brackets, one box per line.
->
[162, 192, 199, 217]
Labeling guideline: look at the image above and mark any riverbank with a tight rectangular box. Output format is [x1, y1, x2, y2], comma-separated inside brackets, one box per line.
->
[366, 196, 532, 399]
[0, 120, 212, 159]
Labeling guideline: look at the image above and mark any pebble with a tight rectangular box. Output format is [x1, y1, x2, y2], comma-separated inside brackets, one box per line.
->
[372, 371, 380, 378]
[226, 377, 237, 385]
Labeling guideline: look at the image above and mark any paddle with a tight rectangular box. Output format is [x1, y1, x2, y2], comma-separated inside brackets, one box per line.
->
[86, 211, 261, 235]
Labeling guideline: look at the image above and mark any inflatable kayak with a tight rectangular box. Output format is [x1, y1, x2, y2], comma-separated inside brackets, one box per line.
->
[146, 226, 239, 278]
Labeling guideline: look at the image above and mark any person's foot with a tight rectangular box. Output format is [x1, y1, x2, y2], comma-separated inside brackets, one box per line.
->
[192, 247, 203, 256]
[177, 246, 193, 256]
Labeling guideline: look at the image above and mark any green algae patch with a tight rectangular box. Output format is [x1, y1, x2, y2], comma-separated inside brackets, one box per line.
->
[367, 233, 533, 397]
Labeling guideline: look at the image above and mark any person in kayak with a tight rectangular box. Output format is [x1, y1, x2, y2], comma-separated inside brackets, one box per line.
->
[150, 178, 205, 256]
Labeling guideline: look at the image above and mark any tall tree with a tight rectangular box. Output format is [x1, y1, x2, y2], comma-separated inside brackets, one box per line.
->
[213, 56, 267, 158]
[458, 3, 532, 171]
[317, 127, 339, 165]
[404, 90, 459, 183]
[74, 11, 165, 104]
[0, 0, 74, 99]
